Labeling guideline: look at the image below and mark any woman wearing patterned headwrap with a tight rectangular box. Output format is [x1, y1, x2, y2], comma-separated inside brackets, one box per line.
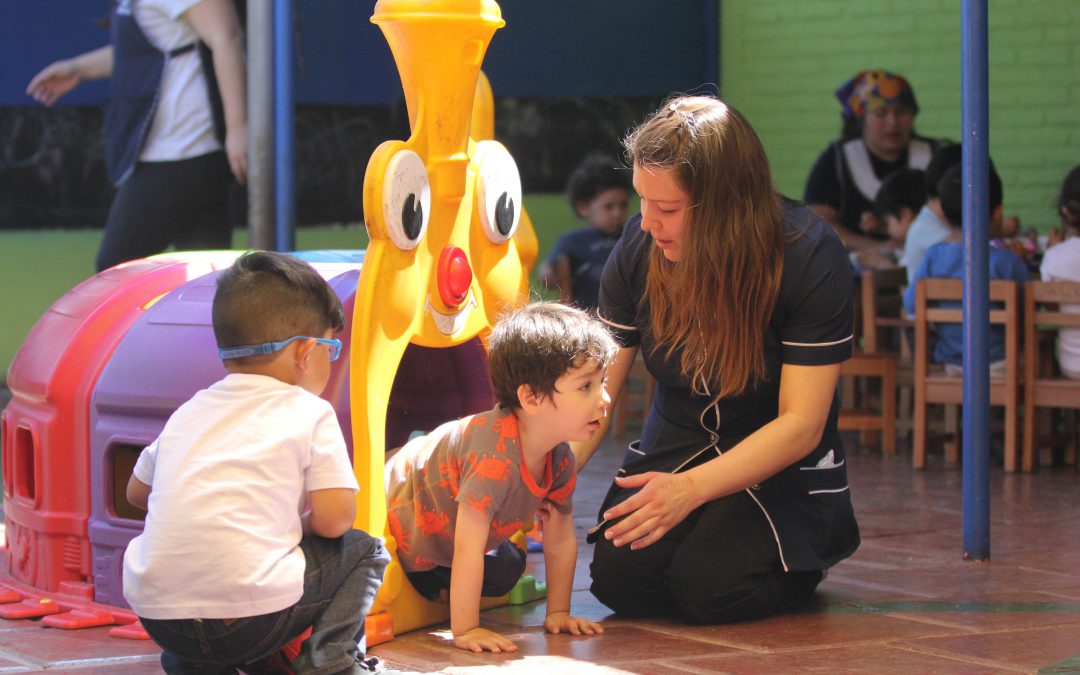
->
[804, 69, 942, 251]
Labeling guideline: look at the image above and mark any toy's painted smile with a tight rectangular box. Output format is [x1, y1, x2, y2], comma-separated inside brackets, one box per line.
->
[425, 292, 477, 336]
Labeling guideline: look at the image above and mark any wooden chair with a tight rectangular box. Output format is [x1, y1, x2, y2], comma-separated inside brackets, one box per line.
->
[837, 268, 910, 455]
[1023, 280, 1080, 472]
[912, 278, 1021, 471]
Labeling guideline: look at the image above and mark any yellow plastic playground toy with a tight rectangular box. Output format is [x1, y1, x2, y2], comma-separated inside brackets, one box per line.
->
[353, 0, 540, 637]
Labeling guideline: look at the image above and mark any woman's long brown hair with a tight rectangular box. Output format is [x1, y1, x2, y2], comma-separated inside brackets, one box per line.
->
[626, 96, 784, 398]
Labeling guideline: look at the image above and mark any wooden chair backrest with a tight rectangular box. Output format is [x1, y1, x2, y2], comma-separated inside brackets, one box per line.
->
[913, 278, 1020, 387]
[860, 267, 909, 354]
[1024, 280, 1080, 380]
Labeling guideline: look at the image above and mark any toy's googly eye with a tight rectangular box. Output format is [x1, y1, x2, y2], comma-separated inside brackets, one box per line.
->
[382, 149, 431, 250]
[475, 143, 521, 244]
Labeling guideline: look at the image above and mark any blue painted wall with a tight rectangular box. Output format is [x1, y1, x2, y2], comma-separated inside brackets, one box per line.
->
[2, 0, 716, 106]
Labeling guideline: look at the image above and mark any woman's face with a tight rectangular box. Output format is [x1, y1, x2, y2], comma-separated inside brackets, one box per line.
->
[862, 103, 914, 161]
[633, 164, 692, 262]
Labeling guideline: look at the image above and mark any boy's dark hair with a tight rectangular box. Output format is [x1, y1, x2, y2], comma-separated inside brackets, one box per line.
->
[566, 153, 632, 210]
[213, 251, 345, 358]
[488, 302, 618, 409]
[874, 168, 927, 220]
[1058, 164, 1080, 230]
[925, 143, 962, 199]
[938, 163, 1003, 228]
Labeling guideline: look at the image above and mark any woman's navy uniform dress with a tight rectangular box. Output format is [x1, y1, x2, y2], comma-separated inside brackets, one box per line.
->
[589, 202, 861, 623]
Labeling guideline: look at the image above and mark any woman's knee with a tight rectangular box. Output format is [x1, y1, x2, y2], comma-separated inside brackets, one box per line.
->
[589, 537, 674, 617]
[668, 566, 784, 625]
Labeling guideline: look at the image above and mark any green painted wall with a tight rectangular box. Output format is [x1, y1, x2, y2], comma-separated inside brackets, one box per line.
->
[721, 0, 1080, 232]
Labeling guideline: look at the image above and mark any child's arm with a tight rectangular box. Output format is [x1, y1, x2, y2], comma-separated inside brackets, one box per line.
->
[451, 505, 518, 653]
[541, 506, 603, 637]
[126, 475, 151, 511]
[305, 488, 356, 538]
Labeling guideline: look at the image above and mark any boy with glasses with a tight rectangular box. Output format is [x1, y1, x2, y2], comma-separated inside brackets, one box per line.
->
[123, 251, 391, 674]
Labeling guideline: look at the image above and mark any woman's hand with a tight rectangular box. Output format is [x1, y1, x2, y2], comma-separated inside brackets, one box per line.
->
[601, 471, 702, 550]
[544, 611, 604, 637]
[225, 125, 248, 184]
[27, 60, 83, 107]
[452, 626, 518, 653]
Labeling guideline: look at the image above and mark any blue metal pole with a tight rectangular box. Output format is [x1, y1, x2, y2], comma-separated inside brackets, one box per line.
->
[961, 0, 991, 561]
[274, 0, 295, 252]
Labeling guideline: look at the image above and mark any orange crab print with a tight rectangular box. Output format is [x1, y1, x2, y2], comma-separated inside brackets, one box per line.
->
[466, 452, 513, 481]
[414, 503, 451, 538]
[465, 493, 494, 514]
[490, 518, 524, 539]
[413, 553, 435, 570]
[387, 509, 412, 555]
[437, 458, 462, 497]
[546, 471, 577, 507]
[490, 413, 519, 454]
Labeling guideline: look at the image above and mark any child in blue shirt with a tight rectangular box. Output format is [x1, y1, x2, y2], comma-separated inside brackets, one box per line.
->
[540, 153, 631, 311]
[903, 162, 1028, 374]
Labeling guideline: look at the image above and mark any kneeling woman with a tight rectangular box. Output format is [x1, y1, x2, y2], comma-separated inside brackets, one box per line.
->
[581, 95, 859, 623]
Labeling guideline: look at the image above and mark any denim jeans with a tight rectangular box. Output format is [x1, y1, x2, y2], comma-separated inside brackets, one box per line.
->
[406, 539, 525, 601]
[140, 529, 390, 675]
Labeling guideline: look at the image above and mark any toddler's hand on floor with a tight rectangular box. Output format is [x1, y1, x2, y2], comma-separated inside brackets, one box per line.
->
[544, 611, 604, 637]
[452, 626, 518, 653]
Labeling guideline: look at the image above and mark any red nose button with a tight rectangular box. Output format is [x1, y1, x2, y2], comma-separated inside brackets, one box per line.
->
[437, 246, 473, 308]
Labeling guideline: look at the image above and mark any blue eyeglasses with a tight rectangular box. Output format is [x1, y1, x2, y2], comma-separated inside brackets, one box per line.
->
[218, 336, 343, 361]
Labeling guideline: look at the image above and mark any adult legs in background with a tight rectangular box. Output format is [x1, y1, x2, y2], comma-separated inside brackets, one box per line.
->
[96, 151, 232, 272]
[591, 489, 822, 623]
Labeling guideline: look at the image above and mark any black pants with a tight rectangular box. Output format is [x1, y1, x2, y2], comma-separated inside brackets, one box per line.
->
[96, 151, 232, 272]
[590, 489, 822, 624]
[406, 540, 526, 601]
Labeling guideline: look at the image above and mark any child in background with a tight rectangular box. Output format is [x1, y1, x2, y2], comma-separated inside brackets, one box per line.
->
[540, 153, 632, 311]
[903, 163, 1029, 377]
[385, 302, 615, 653]
[900, 143, 961, 280]
[1038, 164, 1080, 378]
[124, 251, 390, 674]
[853, 167, 927, 271]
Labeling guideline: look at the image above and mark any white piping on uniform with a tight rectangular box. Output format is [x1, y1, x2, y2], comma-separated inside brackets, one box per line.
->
[745, 488, 788, 572]
[808, 487, 850, 495]
[598, 315, 637, 332]
[781, 335, 853, 348]
[693, 388, 790, 571]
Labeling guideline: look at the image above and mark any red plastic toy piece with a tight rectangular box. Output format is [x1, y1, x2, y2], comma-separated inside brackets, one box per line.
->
[0, 597, 62, 620]
[109, 620, 151, 640]
[43, 607, 116, 629]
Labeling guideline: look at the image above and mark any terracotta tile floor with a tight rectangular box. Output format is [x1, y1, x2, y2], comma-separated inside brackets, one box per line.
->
[3, 412, 1080, 673]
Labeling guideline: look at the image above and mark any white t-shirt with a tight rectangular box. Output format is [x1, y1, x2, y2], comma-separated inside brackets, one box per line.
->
[122, 373, 360, 619]
[1040, 237, 1080, 376]
[900, 204, 952, 283]
[116, 0, 221, 161]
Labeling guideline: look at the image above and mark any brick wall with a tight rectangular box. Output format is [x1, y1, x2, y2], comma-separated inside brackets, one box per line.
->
[721, 0, 1080, 232]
